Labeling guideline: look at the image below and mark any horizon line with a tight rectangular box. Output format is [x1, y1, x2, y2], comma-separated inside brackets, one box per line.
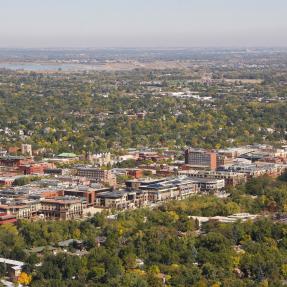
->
[1, 46, 287, 50]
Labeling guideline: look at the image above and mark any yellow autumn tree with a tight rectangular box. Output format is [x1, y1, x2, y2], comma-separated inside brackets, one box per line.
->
[282, 264, 287, 279]
[18, 272, 32, 286]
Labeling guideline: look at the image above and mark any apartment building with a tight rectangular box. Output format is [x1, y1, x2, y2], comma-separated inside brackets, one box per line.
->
[189, 178, 225, 193]
[0, 201, 41, 219]
[95, 191, 133, 209]
[40, 196, 84, 220]
[178, 170, 247, 187]
[140, 177, 198, 202]
[76, 167, 116, 187]
[225, 163, 286, 179]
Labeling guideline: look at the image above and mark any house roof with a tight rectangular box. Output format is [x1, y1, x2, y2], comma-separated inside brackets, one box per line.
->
[96, 191, 126, 199]
[28, 246, 56, 253]
[58, 239, 83, 247]
[0, 258, 25, 267]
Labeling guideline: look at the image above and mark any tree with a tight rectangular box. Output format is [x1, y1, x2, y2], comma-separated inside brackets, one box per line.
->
[18, 272, 32, 286]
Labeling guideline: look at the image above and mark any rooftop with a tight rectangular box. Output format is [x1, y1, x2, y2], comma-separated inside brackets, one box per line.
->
[0, 258, 25, 267]
[96, 191, 127, 199]
[57, 153, 77, 158]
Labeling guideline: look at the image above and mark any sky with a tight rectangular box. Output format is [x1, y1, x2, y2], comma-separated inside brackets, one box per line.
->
[0, 0, 287, 48]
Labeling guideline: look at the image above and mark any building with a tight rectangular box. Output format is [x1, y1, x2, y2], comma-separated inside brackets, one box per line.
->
[0, 149, 7, 157]
[0, 176, 20, 187]
[216, 153, 233, 168]
[95, 176, 199, 209]
[185, 148, 217, 170]
[48, 153, 79, 163]
[57, 153, 78, 159]
[188, 178, 225, 193]
[126, 169, 143, 179]
[0, 201, 40, 219]
[62, 186, 111, 207]
[44, 168, 64, 175]
[0, 186, 87, 220]
[140, 177, 198, 202]
[190, 213, 259, 227]
[19, 162, 54, 175]
[178, 170, 247, 187]
[95, 189, 149, 210]
[8, 146, 21, 154]
[0, 213, 17, 225]
[224, 163, 286, 179]
[58, 239, 84, 250]
[0, 258, 25, 281]
[0, 156, 33, 167]
[138, 151, 161, 162]
[39, 196, 84, 220]
[89, 152, 112, 166]
[95, 191, 133, 209]
[76, 167, 116, 187]
[126, 176, 223, 200]
[21, 144, 32, 156]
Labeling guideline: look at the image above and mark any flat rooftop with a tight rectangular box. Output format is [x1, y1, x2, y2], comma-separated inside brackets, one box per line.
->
[0, 258, 25, 267]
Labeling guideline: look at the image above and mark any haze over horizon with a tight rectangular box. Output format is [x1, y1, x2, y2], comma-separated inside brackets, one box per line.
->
[1, 0, 287, 48]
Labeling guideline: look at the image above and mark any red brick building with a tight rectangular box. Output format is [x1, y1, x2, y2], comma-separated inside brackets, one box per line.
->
[185, 148, 217, 170]
[0, 156, 33, 168]
[0, 213, 17, 225]
[19, 162, 54, 175]
[76, 167, 116, 187]
[63, 189, 95, 207]
[0, 177, 15, 187]
[127, 169, 143, 179]
[8, 146, 21, 154]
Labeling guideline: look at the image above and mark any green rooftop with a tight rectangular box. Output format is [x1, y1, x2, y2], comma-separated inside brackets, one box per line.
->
[57, 152, 77, 158]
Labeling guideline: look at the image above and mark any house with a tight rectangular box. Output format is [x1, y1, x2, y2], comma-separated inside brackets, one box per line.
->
[58, 239, 84, 249]
[0, 258, 25, 281]
[28, 246, 57, 256]
[95, 236, 107, 247]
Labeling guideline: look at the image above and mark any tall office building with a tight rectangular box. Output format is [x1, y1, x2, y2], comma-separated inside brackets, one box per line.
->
[185, 148, 217, 170]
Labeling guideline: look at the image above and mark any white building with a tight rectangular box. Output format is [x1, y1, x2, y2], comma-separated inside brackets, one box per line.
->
[21, 144, 32, 156]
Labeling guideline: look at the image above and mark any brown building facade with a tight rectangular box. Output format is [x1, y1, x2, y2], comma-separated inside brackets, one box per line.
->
[76, 167, 116, 187]
[185, 148, 217, 170]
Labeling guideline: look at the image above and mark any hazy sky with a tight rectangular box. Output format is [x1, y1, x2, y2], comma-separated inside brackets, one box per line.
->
[1, 0, 287, 48]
